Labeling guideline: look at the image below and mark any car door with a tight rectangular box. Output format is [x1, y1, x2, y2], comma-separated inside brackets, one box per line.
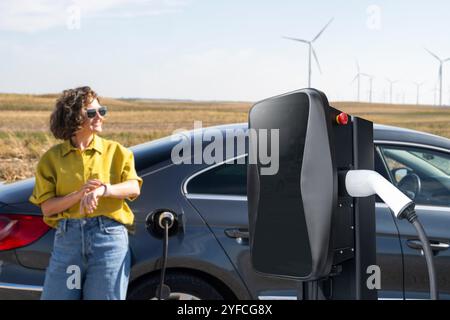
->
[378, 143, 450, 299]
[374, 148, 405, 299]
[183, 156, 300, 300]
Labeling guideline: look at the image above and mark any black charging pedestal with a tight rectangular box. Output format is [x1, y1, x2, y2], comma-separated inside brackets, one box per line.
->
[247, 88, 377, 300]
[332, 115, 376, 299]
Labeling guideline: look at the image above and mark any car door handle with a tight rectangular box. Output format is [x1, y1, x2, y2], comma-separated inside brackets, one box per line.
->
[225, 228, 249, 240]
[407, 239, 450, 251]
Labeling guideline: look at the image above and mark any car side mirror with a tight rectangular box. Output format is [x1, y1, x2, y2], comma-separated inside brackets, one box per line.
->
[392, 168, 409, 183]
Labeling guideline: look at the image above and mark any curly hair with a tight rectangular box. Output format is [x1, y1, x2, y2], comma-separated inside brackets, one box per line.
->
[50, 86, 100, 140]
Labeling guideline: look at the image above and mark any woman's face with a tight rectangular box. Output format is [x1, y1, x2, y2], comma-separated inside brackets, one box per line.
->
[81, 98, 105, 134]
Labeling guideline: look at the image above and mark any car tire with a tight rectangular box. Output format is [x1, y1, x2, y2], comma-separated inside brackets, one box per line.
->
[127, 272, 225, 300]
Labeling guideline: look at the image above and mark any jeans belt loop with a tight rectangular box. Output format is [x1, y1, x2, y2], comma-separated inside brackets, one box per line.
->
[98, 216, 104, 230]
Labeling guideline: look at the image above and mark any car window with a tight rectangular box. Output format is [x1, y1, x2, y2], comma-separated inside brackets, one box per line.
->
[379, 145, 450, 206]
[186, 160, 247, 195]
[375, 146, 391, 181]
[410, 150, 450, 175]
[188, 147, 394, 199]
[374, 146, 391, 203]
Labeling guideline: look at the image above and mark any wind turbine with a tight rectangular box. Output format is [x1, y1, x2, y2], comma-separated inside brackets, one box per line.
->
[351, 60, 365, 101]
[283, 18, 334, 87]
[386, 78, 398, 104]
[425, 48, 450, 106]
[413, 81, 425, 105]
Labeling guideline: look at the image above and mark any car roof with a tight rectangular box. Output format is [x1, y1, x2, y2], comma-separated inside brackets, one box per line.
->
[130, 122, 450, 170]
[372, 124, 450, 150]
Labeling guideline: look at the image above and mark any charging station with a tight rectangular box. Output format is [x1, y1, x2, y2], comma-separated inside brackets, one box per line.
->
[142, 88, 436, 300]
[247, 88, 437, 300]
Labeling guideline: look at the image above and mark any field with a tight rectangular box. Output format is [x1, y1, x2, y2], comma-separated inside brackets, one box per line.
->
[1, 93, 449, 183]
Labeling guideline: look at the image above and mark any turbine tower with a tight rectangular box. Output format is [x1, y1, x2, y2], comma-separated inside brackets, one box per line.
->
[368, 76, 375, 103]
[352, 60, 365, 101]
[283, 18, 334, 87]
[431, 83, 439, 105]
[361, 74, 375, 103]
[413, 81, 424, 105]
[425, 48, 450, 106]
[386, 78, 398, 104]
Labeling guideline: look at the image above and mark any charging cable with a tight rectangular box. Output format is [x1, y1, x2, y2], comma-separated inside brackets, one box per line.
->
[157, 212, 174, 300]
[398, 205, 438, 300]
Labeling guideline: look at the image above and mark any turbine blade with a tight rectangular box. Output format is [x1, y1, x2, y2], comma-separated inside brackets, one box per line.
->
[311, 47, 322, 74]
[425, 48, 441, 61]
[282, 36, 309, 44]
[355, 59, 360, 73]
[351, 74, 359, 83]
[312, 17, 334, 42]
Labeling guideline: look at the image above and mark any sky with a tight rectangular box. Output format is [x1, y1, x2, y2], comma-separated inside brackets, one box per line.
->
[1, 0, 450, 104]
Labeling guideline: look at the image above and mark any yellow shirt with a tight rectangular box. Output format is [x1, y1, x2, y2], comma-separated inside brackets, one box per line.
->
[29, 134, 143, 229]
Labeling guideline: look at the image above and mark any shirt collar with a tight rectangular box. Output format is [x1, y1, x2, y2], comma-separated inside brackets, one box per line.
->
[61, 134, 104, 157]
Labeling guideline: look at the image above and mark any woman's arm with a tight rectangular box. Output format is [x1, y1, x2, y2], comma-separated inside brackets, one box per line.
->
[40, 179, 103, 217]
[41, 189, 84, 217]
[102, 180, 140, 199]
[79, 180, 141, 215]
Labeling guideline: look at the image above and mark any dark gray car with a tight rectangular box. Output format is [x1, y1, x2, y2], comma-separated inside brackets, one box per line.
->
[1, 123, 450, 300]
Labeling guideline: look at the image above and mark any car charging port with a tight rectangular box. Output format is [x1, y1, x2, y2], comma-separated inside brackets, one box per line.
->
[146, 209, 184, 300]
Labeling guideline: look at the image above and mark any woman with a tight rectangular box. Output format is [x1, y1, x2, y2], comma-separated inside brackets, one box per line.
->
[29, 86, 143, 300]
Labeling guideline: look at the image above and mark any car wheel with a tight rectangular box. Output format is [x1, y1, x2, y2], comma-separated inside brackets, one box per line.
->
[127, 272, 225, 300]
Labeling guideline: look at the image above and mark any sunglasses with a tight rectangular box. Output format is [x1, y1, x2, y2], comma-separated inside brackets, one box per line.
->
[85, 106, 108, 119]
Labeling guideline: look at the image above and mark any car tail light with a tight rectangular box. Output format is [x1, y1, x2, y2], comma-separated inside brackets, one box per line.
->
[0, 214, 50, 251]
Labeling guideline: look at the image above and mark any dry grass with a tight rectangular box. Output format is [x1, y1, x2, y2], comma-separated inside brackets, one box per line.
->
[1, 94, 449, 183]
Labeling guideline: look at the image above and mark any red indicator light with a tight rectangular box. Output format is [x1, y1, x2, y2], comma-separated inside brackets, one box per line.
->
[336, 112, 348, 125]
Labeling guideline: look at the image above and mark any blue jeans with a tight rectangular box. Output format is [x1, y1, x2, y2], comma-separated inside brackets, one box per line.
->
[41, 216, 131, 300]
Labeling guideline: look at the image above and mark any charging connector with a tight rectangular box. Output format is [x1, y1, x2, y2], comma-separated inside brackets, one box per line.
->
[345, 169, 438, 300]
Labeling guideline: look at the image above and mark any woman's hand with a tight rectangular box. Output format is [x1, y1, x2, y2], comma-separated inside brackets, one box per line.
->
[78, 180, 105, 215]
[77, 179, 103, 200]
[79, 185, 105, 215]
